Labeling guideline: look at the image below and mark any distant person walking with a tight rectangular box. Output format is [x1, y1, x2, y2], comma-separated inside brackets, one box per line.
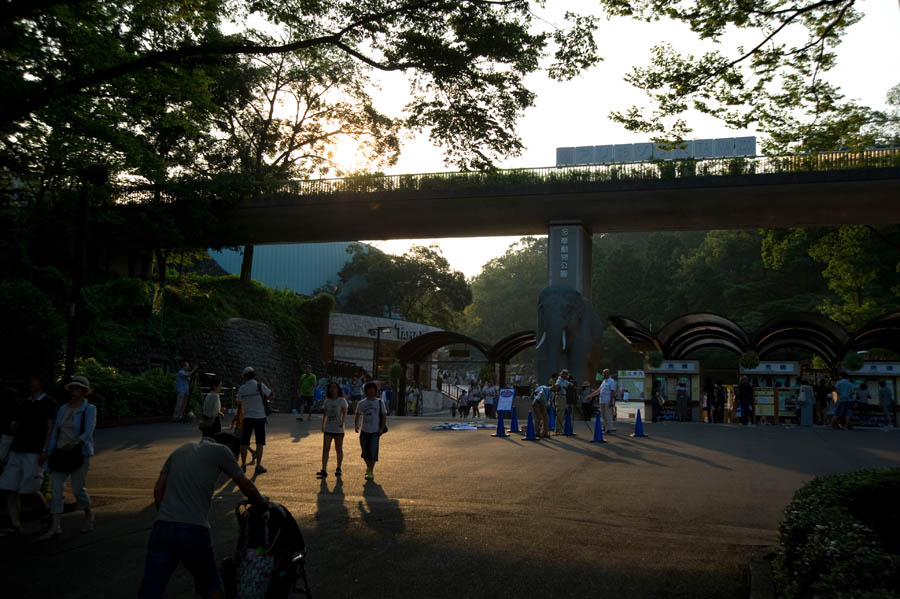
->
[317, 381, 348, 479]
[172, 360, 196, 422]
[237, 367, 271, 474]
[41, 375, 97, 540]
[298, 364, 317, 421]
[878, 380, 895, 427]
[580, 381, 594, 421]
[704, 378, 716, 423]
[715, 381, 726, 423]
[138, 431, 265, 599]
[0, 369, 56, 536]
[355, 382, 386, 481]
[675, 381, 690, 421]
[797, 379, 814, 426]
[349, 374, 363, 414]
[531, 384, 552, 438]
[833, 373, 854, 430]
[650, 379, 664, 423]
[738, 377, 753, 425]
[201, 376, 224, 435]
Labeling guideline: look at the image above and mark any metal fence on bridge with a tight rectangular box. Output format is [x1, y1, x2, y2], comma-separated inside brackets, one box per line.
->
[116, 148, 900, 204]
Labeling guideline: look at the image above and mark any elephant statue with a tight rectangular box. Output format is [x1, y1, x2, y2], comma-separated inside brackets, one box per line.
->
[535, 285, 605, 386]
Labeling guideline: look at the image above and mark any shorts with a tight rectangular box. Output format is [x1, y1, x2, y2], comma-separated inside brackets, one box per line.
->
[0, 451, 44, 494]
[139, 521, 221, 599]
[324, 431, 345, 439]
[241, 417, 266, 446]
[359, 431, 380, 462]
[301, 395, 315, 406]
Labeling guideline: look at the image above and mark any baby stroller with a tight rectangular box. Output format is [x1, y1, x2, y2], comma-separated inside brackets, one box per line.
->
[222, 501, 311, 599]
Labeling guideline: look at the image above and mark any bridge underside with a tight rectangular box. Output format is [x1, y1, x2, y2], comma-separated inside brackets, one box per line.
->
[216, 168, 900, 244]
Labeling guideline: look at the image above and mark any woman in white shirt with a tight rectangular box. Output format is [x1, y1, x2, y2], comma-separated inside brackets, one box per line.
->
[317, 381, 348, 479]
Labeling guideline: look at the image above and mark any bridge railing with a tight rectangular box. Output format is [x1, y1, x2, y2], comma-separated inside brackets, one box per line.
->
[279, 148, 900, 196]
[115, 148, 900, 203]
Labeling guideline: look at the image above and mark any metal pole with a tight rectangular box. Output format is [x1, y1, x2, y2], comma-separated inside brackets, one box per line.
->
[373, 329, 381, 379]
[63, 184, 89, 380]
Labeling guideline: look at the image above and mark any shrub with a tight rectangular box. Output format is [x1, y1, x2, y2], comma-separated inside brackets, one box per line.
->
[0, 280, 66, 387]
[775, 468, 900, 599]
[75, 357, 177, 421]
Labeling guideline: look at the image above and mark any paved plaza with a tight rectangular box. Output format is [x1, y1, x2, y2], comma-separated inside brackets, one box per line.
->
[4, 415, 900, 598]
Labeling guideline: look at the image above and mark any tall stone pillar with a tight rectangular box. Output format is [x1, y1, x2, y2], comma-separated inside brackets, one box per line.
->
[548, 223, 591, 297]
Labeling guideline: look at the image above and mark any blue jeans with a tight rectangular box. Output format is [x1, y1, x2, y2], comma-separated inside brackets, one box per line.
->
[139, 521, 221, 598]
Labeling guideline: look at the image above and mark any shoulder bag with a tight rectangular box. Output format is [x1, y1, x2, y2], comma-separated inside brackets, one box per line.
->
[49, 406, 87, 473]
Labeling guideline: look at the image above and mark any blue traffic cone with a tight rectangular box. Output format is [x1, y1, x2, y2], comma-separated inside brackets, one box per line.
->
[522, 411, 537, 441]
[564, 407, 575, 436]
[548, 406, 556, 431]
[508, 406, 520, 433]
[491, 411, 508, 437]
[631, 409, 648, 437]
[590, 411, 606, 443]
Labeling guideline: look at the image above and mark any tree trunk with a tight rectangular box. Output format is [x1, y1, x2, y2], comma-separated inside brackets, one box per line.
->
[240, 245, 254, 284]
[154, 248, 167, 286]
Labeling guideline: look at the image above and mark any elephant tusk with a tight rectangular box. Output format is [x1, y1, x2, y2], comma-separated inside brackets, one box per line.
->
[535, 332, 547, 350]
[562, 329, 567, 351]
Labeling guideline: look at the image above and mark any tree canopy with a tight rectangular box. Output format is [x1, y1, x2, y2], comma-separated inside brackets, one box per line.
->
[462, 226, 900, 368]
[325, 243, 472, 329]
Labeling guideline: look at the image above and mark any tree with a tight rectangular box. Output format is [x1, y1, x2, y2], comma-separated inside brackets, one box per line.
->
[462, 236, 546, 343]
[329, 243, 472, 329]
[604, 0, 896, 153]
[2, 0, 599, 179]
[205, 39, 401, 281]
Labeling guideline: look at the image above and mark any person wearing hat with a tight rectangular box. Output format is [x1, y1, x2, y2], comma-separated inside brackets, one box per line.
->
[236, 367, 271, 475]
[0, 370, 57, 536]
[40, 375, 97, 540]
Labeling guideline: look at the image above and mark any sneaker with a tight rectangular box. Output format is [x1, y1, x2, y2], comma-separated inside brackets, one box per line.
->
[364, 470, 373, 480]
[241, 464, 246, 473]
[315, 470, 327, 479]
[335, 468, 342, 476]
[254, 465, 267, 474]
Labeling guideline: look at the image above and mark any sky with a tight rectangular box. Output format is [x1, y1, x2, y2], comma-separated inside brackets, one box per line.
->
[342, 1, 898, 279]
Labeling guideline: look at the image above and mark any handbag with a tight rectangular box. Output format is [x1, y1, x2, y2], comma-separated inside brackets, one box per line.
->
[49, 406, 86, 473]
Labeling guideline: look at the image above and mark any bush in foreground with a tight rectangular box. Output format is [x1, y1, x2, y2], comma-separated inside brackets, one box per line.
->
[775, 468, 900, 599]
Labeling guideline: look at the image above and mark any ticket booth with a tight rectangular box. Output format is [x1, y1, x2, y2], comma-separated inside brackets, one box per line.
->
[644, 361, 700, 421]
[739, 361, 800, 424]
[846, 362, 899, 427]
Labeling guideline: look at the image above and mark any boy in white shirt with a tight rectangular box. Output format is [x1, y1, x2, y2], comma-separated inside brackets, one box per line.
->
[355, 382, 387, 480]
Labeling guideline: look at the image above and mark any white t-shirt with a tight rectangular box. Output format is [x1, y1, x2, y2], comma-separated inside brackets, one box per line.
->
[357, 398, 386, 433]
[237, 380, 271, 419]
[599, 379, 616, 404]
[202, 392, 221, 418]
[323, 397, 348, 434]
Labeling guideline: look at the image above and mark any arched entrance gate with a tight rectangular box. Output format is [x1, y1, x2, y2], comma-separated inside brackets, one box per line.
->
[395, 330, 536, 414]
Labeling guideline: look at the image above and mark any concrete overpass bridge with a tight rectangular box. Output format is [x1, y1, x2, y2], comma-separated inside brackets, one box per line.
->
[176, 150, 900, 245]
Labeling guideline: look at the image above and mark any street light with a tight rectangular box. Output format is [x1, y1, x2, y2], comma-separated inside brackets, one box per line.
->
[368, 326, 393, 379]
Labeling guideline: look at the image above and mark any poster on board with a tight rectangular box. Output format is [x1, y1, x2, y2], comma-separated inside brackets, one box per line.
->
[497, 388, 515, 412]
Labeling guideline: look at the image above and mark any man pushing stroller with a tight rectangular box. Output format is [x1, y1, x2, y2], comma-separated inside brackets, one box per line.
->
[138, 423, 266, 599]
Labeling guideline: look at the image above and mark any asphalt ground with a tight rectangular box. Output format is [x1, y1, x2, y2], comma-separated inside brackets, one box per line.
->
[3, 415, 899, 598]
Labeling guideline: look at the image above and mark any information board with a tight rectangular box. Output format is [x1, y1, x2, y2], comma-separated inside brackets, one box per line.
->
[754, 388, 775, 417]
[497, 388, 515, 412]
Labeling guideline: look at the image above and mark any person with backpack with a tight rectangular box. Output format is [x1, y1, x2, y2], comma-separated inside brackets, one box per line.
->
[138, 430, 265, 599]
[236, 367, 271, 475]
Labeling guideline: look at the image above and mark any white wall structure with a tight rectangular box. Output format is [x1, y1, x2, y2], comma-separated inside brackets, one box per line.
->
[556, 136, 757, 165]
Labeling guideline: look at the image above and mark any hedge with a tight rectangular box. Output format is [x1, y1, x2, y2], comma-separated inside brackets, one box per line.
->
[774, 468, 900, 599]
[75, 358, 183, 421]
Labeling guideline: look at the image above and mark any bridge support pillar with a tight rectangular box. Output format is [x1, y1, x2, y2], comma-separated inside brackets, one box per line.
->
[537, 222, 602, 386]
[548, 223, 591, 298]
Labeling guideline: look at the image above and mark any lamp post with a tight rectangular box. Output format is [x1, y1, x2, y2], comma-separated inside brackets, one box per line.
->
[368, 326, 393, 379]
[64, 164, 109, 380]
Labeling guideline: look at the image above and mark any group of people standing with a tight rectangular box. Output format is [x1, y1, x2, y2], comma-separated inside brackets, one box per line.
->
[454, 379, 500, 419]
[0, 371, 96, 540]
[529, 368, 619, 437]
